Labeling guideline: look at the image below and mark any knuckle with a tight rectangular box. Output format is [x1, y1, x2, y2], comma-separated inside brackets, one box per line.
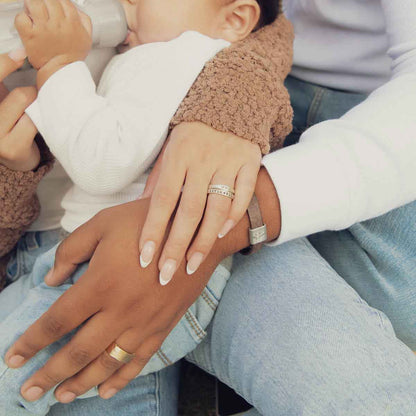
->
[68, 347, 92, 367]
[66, 380, 89, 395]
[100, 352, 122, 371]
[40, 370, 62, 386]
[15, 338, 39, 358]
[179, 199, 203, 220]
[153, 187, 174, 207]
[54, 240, 70, 265]
[41, 314, 65, 338]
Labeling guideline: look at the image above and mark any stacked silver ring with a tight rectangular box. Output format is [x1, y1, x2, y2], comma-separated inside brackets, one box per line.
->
[207, 184, 235, 200]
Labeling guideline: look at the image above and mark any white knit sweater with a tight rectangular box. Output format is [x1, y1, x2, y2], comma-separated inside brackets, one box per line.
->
[26, 32, 229, 232]
[264, 0, 416, 243]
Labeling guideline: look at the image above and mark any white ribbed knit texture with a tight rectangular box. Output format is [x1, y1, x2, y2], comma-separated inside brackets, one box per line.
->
[26, 32, 229, 232]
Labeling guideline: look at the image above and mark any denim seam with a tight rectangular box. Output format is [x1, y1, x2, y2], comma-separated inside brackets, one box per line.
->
[155, 371, 160, 416]
[156, 349, 172, 367]
[201, 291, 217, 311]
[204, 285, 220, 302]
[185, 311, 206, 340]
[307, 87, 326, 127]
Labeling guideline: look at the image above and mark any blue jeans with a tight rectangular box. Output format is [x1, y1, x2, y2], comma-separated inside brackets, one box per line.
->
[0, 231, 230, 415]
[185, 76, 416, 415]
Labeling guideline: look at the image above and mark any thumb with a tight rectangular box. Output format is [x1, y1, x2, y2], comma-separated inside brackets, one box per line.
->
[45, 218, 101, 286]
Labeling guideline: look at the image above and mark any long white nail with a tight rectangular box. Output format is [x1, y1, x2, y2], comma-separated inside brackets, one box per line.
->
[186, 252, 204, 275]
[159, 259, 176, 286]
[218, 219, 235, 238]
[8, 49, 27, 62]
[140, 241, 155, 268]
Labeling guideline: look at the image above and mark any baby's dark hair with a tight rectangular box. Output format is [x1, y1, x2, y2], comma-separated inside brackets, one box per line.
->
[256, 0, 281, 28]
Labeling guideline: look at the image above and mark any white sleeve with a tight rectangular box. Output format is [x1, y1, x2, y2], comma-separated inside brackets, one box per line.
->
[26, 33, 229, 196]
[263, 0, 416, 244]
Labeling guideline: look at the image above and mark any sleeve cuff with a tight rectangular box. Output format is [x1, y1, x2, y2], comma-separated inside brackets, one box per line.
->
[262, 140, 352, 245]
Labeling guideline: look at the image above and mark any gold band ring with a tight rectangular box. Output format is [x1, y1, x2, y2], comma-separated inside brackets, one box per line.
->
[207, 184, 235, 200]
[106, 342, 135, 364]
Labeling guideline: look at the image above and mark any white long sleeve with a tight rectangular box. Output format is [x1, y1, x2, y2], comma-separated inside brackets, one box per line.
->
[27, 32, 229, 196]
[264, 0, 416, 244]
[26, 32, 229, 232]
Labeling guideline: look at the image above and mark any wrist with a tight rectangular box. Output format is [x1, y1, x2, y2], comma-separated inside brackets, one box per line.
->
[214, 167, 281, 259]
[36, 56, 74, 89]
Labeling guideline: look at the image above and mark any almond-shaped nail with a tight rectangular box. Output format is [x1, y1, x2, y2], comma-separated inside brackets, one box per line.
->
[8, 48, 27, 62]
[186, 252, 204, 275]
[140, 241, 155, 268]
[159, 259, 176, 286]
[218, 219, 235, 239]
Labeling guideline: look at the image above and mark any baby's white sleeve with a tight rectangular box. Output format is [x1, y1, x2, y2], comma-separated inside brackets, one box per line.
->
[27, 33, 229, 196]
[26, 61, 161, 195]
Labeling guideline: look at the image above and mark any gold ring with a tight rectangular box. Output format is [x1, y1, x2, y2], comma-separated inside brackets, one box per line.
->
[207, 184, 235, 200]
[106, 342, 135, 364]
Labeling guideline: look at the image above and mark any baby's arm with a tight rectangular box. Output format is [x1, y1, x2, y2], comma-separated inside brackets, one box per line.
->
[25, 31, 228, 195]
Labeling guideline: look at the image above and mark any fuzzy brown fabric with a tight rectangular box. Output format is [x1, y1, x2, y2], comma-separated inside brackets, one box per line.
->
[171, 14, 294, 154]
[0, 15, 293, 288]
[0, 137, 54, 288]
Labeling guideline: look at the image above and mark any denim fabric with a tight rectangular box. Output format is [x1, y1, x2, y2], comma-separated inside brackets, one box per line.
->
[187, 76, 416, 415]
[0, 237, 230, 415]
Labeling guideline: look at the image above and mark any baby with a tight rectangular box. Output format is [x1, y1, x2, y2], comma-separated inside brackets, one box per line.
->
[0, 0, 285, 414]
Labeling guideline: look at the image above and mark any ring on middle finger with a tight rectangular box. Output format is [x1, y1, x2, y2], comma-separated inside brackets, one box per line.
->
[207, 184, 235, 200]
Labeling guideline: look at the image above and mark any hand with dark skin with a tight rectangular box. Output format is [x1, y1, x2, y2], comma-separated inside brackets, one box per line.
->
[4, 165, 281, 404]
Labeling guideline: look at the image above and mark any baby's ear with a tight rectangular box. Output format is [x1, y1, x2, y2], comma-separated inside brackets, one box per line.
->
[218, 0, 261, 43]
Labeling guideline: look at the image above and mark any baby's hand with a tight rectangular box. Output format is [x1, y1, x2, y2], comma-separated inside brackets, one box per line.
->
[15, 0, 92, 74]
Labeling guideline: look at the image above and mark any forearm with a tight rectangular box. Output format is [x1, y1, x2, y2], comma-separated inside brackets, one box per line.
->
[210, 168, 281, 263]
[172, 14, 294, 154]
[263, 0, 416, 244]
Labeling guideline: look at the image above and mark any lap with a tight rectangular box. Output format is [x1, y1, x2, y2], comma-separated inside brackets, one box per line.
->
[188, 239, 416, 415]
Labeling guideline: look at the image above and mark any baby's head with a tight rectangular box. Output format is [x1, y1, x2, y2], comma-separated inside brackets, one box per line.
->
[119, 0, 279, 49]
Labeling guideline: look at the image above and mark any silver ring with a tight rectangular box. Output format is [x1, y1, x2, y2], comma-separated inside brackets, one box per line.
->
[207, 184, 235, 200]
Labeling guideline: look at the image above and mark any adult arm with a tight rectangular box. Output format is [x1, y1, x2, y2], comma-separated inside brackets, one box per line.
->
[0, 54, 54, 288]
[171, 13, 294, 154]
[139, 15, 294, 283]
[263, 0, 416, 243]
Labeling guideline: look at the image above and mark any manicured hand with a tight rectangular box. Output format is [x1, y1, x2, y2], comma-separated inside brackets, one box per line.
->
[15, 0, 92, 73]
[3, 168, 279, 403]
[0, 53, 40, 171]
[139, 122, 262, 285]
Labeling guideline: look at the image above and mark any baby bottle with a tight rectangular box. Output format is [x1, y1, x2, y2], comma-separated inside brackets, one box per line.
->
[0, 0, 128, 55]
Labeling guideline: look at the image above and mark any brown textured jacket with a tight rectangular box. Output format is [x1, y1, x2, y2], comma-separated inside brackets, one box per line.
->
[0, 14, 294, 289]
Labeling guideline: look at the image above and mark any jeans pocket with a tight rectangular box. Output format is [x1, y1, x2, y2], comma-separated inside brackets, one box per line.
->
[140, 262, 231, 377]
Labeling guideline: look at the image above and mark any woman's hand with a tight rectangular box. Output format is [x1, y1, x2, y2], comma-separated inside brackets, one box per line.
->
[139, 122, 262, 285]
[0, 54, 40, 171]
[4, 168, 280, 404]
